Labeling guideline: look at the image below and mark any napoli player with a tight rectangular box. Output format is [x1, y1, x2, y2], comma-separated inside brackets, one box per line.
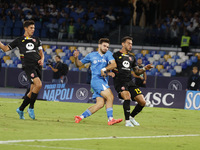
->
[73, 38, 123, 125]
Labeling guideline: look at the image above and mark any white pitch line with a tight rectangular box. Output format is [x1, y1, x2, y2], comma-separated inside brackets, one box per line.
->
[7, 143, 92, 150]
[0, 101, 19, 103]
[0, 134, 199, 144]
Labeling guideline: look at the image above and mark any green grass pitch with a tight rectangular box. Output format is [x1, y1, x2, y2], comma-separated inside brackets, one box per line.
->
[0, 97, 200, 150]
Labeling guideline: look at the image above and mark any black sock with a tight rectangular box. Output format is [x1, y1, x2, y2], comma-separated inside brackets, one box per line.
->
[29, 93, 38, 109]
[19, 96, 31, 111]
[130, 104, 144, 118]
[123, 100, 130, 120]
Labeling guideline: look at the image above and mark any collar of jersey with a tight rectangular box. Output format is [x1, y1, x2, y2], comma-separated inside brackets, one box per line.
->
[96, 51, 105, 57]
[24, 35, 33, 40]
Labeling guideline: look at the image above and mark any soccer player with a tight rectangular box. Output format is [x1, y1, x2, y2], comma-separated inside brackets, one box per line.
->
[73, 38, 123, 125]
[112, 36, 153, 127]
[0, 20, 44, 120]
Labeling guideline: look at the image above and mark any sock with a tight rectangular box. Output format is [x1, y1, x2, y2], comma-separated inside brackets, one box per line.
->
[81, 109, 92, 118]
[106, 107, 113, 121]
[123, 100, 130, 120]
[19, 96, 31, 111]
[29, 93, 38, 109]
[130, 104, 144, 118]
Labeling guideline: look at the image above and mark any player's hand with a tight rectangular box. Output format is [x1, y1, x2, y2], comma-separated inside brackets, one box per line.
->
[73, 49, 79, 58]
[101, 69, 107, 78]
[140, 76, 144, 80]
[107, 72, 115, 77]
[144, 64, 153, 70]
[38, 59, 44, 66]
[143, 80, 146, 84]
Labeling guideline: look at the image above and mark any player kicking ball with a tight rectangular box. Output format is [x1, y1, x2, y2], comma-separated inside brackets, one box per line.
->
[73, 38, 123, 125]
[112, 36, 153, 127]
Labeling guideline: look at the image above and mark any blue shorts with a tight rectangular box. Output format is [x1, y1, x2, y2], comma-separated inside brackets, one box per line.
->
[91, 77, 110, 99]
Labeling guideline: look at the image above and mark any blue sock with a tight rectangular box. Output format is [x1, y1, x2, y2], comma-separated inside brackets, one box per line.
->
[81, 109, 92, 118]
[106, 107, 113, 119]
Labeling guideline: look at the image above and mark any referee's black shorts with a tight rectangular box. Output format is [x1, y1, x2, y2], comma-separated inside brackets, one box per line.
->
[114, 80, 143, 101]
[24, 64, 42, 84]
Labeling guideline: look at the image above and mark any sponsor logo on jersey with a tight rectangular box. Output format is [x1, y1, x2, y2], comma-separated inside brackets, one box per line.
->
[122, 61, 130, 68]
[93, 60, 97, 64]
[32, 39, 36, 42]
[26, 43, 34, 50]
[31, 73, 35, 78]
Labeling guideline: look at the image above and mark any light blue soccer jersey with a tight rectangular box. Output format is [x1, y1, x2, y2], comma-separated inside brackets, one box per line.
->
[81, 51, 114, 98]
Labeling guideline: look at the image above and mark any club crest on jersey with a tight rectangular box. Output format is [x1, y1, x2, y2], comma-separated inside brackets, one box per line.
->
[31, 73, 35, 78]
[119, 56, 122, 59]
[129, 57, 132, 61]
[32, 39, 36, 42]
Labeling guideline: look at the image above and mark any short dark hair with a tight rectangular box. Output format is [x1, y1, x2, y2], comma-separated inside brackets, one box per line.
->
[56, 55, 61, 59]
[98, 38, 110, 44]
[121, 36, 133, 43]
[23, 20, 35, 28]
[193, 66, 198, 70]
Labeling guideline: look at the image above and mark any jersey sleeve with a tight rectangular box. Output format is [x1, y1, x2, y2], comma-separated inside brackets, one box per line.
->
[38, 38, 43, 50]
[81, 53, 91, 64]
[7, 38, 19, 50]
[132, 56, 137, 68]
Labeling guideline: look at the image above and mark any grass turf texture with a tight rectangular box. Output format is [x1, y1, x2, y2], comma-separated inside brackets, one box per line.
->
[0, 97, 200, 150]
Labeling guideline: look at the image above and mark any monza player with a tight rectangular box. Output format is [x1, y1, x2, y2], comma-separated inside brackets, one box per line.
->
[0, 20, 44, 120]
[112, 36, 153, 127]
[73, 38, 123, 125]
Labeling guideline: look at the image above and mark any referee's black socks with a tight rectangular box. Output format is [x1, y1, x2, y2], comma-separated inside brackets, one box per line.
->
[19, 96, 31, 111]
[123, 100, 130, 120]
[29, 93, 38, 109]
[130, 104, 144, 118]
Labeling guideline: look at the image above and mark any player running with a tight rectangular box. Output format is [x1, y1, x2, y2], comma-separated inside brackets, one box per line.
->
[73, 38, 123, 125]
[0, 20, 44, 120]
[112, 36, 153, 127]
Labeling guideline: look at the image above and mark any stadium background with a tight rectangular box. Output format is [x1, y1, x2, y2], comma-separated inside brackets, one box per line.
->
[0, 0, 200, 150]
[0, 0, 199, 110]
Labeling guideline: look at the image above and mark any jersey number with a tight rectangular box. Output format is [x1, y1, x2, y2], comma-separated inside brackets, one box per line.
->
[135, 88, 141, 94]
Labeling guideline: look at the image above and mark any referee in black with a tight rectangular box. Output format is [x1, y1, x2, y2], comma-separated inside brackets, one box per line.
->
[112, 36, 153, 127]
[0, 20, 44, 120]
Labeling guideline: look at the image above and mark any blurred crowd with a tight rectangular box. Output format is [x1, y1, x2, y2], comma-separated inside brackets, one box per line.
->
[144, 0, 200, 47]
[0, 0, 132, 42]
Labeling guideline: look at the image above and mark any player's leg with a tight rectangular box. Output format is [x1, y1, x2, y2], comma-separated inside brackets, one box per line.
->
[28, 77, 42, 108]
[17, 66, 34, 119]
[119, 90, 134, 127]
[100, 88, 123, 125]
[75, 97, 105, 123]
[129, 87, 146, 126]
[18, 84, 33, 111]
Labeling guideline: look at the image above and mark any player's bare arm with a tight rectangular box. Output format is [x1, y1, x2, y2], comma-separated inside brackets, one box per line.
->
[0, 42, 10, 52]
[132, 71, 144, 80]
[101, 60, 117, 77]
[38, 49, 44, 66]
[73, 49, 83, 67]
[134, 64, 153, 76]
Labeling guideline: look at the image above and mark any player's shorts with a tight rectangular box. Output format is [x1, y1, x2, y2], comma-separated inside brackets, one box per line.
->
[91, 77, 110, 99]
[114, 80, 142, 100]
[24, 64, 42, 84]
